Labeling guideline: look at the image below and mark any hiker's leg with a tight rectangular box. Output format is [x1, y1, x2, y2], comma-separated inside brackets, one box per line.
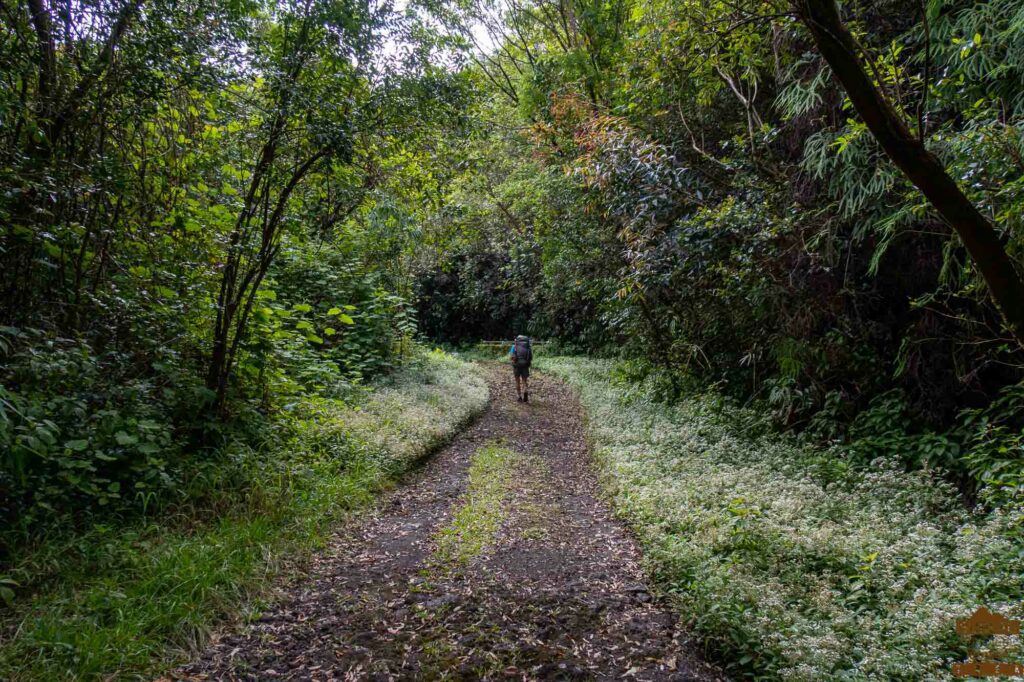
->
[522, 372, 529, 402]
[514, 373, 522, 397]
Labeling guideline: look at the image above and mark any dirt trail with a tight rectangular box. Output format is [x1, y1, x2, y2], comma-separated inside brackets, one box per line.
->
[176, 366, 725, 681]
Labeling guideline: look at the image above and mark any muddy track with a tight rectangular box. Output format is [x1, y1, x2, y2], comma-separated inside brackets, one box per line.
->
[175, 365, 725, 681]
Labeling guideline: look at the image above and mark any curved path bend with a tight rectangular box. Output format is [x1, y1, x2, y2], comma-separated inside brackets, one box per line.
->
[176, 366, 725, 681]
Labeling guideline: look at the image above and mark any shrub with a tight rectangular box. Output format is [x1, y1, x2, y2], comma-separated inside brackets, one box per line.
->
[0, 328, 193, 530]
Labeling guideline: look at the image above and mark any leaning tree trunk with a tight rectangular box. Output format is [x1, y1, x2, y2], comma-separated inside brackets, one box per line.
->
[792, 0, 1024, 339]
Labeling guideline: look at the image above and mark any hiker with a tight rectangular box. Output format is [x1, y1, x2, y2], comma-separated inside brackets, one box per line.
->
[510, 334, 533, 402]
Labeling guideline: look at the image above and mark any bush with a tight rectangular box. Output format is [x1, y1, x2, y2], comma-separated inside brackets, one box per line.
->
[0, 328, 196, 530]
[0, 245, 419, 534]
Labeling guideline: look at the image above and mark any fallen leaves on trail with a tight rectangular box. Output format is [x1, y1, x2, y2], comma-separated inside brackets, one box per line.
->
[175, 366, 726, 681]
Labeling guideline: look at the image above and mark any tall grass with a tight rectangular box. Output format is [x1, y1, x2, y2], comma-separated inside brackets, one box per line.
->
[0, 349, 488, 681]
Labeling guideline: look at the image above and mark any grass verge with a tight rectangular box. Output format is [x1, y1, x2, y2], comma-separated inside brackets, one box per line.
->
[538, 356, 1024, 681]
[0, 350, 488, 681]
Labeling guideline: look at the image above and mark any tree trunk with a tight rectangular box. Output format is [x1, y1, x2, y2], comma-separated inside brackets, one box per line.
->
[792, 0, 1024, 339]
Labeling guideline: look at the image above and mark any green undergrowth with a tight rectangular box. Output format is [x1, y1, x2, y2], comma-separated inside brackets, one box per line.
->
[538, 357, 1024, 681]
[449, 341, 557, 364]
[0, 350, 488, 681]
[434, 442, 516, 566]
[449, 344, 511, 363]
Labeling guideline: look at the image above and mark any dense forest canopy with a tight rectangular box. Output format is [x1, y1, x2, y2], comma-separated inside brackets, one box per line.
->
[411, 0, 1024, 495]
[3, 0, 1024, 539]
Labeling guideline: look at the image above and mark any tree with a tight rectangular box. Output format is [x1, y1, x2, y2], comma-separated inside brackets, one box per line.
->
[205, 0, 371, 411]
[792, 0, 1024, 339]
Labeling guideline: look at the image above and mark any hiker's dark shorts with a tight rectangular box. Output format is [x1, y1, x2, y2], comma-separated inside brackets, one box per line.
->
[513, 364, 530, 379]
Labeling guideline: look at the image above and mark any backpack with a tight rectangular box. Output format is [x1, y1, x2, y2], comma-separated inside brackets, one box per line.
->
[513, 336, 532, 367]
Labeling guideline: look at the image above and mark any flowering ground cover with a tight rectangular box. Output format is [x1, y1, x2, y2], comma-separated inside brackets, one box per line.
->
[539, 356, 1024, 680]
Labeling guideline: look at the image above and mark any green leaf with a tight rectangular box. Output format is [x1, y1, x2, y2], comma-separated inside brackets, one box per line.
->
[115, 431, 138, 446]
[324, 327, 336, 336]
[338, 314, 355, 325]
[65, 439, 89, 451]
[327, 307, 342, 315]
